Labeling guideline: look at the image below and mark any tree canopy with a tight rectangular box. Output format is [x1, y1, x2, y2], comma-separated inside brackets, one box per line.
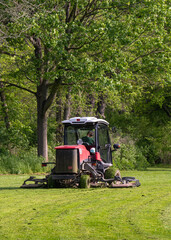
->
[0, 0, 170, 163]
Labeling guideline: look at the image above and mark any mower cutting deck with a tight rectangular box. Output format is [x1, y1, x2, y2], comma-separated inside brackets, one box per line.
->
[21, 175, 140, 188]
[21, 117, 141, 189]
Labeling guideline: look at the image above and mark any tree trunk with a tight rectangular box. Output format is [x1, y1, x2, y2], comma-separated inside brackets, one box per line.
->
[76, 90, 83, 116]
[56, 91, 63, 144]
[37, 84, 48, 161]
[85, 93, 95, 116]
[96, 93, 106, 118]
[37, 111, 48, 161]
[0, 82, 10, 129]
[64, 87, 71, 120]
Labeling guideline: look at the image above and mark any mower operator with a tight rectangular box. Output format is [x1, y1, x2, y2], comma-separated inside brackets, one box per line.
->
[82, 130, 94, 145]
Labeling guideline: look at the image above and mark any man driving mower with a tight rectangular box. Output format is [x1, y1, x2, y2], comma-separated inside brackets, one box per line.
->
[82, 130, 95, 145]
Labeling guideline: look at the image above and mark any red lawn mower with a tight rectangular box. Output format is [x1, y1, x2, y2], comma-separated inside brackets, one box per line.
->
[21, 117, 140, 188]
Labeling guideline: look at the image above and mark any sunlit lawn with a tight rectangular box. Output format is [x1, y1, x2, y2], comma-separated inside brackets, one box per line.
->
[0, 168, 171, 240]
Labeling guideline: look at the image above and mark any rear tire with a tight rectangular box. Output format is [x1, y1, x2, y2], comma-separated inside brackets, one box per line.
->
[79, 175, 90, 188]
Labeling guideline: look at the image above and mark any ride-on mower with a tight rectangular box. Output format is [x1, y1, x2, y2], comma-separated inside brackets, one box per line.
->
[21, 117, 140, 188]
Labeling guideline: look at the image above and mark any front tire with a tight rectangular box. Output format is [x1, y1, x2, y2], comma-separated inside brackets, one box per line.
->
[79, 175, 90, 188]
[104, 166, 115, 179]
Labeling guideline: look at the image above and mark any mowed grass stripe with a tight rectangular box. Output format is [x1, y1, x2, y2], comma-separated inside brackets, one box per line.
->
[0, 169, 171, 240]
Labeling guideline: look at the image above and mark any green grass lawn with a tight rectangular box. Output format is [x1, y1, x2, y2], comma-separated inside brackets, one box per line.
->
[0, 169, 171, 240]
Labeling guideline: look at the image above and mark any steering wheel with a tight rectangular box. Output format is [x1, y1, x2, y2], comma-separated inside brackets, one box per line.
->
[77, 139, 90, 146]
[82, 142, 90, 146]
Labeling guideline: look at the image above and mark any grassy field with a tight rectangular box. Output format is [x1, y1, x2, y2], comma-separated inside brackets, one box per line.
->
[0, 169, 171, 240]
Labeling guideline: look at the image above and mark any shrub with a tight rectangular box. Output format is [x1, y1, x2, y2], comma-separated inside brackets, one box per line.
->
[0, 148, 51, 174]
[113, 143, 149, 170]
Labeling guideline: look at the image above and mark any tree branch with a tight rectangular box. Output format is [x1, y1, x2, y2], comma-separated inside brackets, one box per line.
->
[129, 48, 159, 65]
[121, 29, 147, 51]
[0, 80, 36, 95]
[43, 77, 62, 114]
[0, 50, 17, 57]
[162, 104, 171, 118]
[67, 31, 105, 51]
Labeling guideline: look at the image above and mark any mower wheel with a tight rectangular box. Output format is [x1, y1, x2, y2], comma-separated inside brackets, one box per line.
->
[104, 166, 115, 179]
[79, 175, 90, 188]
[48, 175, 55, 188]
[135, 179, 141, 187]
[47, 176, 61, 188]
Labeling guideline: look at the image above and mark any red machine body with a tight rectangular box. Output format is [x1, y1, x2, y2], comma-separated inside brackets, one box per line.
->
[55, 145, 90, 165]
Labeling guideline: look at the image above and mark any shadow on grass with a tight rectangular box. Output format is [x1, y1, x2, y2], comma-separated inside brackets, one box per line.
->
[0, 187, 21, 190]
[0, 187, 46, 190]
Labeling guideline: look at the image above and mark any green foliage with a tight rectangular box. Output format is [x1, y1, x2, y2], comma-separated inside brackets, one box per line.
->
[0, 87, 37, 149]
[0, 149, 47, 174]
[0, 0, 170, 165]
[113, 143, 149, 170]
[107, 72, 171, 167]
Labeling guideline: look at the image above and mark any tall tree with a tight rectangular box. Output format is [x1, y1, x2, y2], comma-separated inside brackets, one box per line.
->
[1, 0, 113, 160]
[0, 0, 170, 161]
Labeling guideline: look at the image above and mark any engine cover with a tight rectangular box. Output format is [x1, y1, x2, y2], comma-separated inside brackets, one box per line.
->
[55, 148, 78, 174]
[54, 145, 90, 174]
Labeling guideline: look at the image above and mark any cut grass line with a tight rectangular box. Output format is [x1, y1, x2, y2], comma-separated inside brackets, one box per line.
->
[0, 169, 171, 240]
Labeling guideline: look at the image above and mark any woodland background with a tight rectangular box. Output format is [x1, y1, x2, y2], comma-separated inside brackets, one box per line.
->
[0, 0, 170, 173]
